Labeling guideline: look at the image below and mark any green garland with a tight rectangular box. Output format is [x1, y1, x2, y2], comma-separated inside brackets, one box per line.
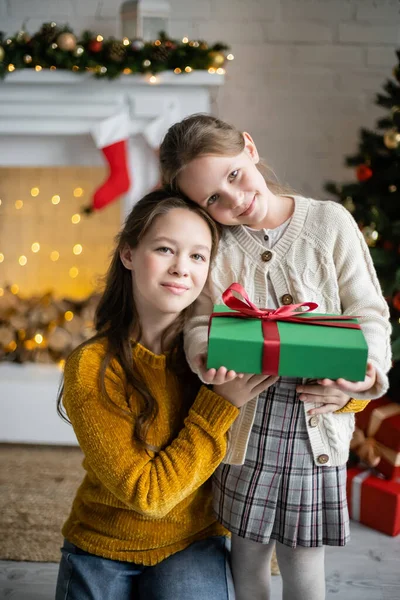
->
[0, 23, 230, 80]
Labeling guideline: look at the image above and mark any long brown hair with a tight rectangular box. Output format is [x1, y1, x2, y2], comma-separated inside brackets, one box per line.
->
[159, 113, 292, 196]
[57, 189, 220, 451]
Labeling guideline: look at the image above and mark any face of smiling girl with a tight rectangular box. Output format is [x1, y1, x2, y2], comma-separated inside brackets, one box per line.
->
[177, 134, 282, 229]
[120, 207, 212, 326]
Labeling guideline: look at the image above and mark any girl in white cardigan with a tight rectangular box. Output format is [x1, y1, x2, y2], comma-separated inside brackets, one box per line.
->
[159, 114, 391, 600]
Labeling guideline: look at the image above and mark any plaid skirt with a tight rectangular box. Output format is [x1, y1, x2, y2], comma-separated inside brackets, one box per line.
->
[213, 377, 350, 548]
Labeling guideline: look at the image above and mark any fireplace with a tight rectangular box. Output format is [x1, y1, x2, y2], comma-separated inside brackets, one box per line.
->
[0, 69, 223, 444]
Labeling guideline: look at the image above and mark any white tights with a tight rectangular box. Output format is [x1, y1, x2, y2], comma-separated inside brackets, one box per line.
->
[231, 533, 326, 600]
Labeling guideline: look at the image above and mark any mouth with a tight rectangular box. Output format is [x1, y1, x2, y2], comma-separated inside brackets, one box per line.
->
[161, 283, 190, 295]
[238, 195, 256, 218]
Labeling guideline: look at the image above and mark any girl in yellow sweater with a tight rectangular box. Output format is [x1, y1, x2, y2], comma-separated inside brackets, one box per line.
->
[55, 189, 276, 599]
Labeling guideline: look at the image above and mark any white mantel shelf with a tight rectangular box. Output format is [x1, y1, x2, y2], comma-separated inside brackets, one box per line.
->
[0, 69, 224, 165]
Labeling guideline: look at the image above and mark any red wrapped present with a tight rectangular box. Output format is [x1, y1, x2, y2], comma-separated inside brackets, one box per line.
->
[347, 467, 400, 536]
[354, 397, 400, 480]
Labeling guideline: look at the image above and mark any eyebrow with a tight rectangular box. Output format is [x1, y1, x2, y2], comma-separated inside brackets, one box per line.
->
[152, 236, 211, 253]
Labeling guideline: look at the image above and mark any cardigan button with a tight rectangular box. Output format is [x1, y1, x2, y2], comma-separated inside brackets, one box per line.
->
[261, 250, 272, 262]
[317, 454, 329, 465]
[308, 416, 319, 428]
[281, 293, 293, 305]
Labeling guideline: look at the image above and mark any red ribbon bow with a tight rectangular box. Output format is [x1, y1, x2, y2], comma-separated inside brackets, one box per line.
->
[210, 283, 360, 375]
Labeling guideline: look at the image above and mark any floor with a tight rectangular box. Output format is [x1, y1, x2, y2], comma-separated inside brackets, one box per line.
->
[0, 522, 399, 599]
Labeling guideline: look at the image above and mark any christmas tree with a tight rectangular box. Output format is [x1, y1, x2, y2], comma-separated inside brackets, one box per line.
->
[325, 49, 400, 399]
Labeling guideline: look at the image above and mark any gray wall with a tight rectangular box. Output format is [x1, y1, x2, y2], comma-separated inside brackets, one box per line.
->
[1, 0, 399, 197]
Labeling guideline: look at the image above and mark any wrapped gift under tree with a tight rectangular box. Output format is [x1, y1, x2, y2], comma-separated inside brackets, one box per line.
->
[207, 284, 368, 381]
[347, 466, 400, 537]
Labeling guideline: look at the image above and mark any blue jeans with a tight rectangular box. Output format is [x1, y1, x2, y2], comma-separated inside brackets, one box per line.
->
[55, 536, 235, 599]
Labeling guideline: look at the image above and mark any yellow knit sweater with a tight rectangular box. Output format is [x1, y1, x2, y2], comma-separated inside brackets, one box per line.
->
[61, 340, 239, 566]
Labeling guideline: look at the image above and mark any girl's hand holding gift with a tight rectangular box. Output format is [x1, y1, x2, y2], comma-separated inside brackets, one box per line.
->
[214, 373, 279, 409]
[194, 353, 244, 385]
[296, 382, 351, 415]
[317, 361, 377, 395]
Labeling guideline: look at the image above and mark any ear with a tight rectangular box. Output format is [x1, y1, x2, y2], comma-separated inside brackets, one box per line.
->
[119, 244, 135, 271]
[242, 132, 260, 164]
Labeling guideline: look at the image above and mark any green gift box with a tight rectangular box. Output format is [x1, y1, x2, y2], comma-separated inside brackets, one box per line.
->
[207, 286, 368, 381]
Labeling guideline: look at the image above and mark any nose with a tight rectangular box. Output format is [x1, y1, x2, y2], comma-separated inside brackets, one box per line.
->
[168, 256, 189, 277]
[223, 189, 244, 209]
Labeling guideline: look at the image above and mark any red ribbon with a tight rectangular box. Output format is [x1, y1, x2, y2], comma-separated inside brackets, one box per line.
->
[210, 283, 361, 375]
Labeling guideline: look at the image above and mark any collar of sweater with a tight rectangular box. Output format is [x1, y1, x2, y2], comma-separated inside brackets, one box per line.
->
[227, 195, 309, 264]
[130, 341, 168, 370]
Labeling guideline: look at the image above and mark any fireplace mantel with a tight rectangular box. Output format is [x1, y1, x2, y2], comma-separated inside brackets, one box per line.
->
[0, 69, 224, 445]
[0, 70, 223, 166]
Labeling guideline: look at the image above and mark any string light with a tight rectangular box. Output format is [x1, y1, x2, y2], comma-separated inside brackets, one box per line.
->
[10, 284, 19, 294]
[0, 253, 4, 263]
[35, 65, 42, 72]
[0, 288, 3, 297]
[64, 311, 74, 321]
[8, 64, 15, 72]
[69, 266, 79, 278]
[15, 200, 23, 209]
[185, 66, 192, 73]
[96, 35, 103, 42]
[34, 333, 43, 344]
[50, 250, 60, 261]
[31, 242, 40, 253]
[216, 68, 225, 74]
[31, 187, 40, 197]
[227, 54, 234, 60]
[123, 37, 130, 46]
[73, 187, 84, 198]
[51, 194, 61, 204]
[149, 75, 157, 84]
[19, 255, 28, 266]
[208, 68, 216, 74]
[0, 199, 2, 206]
[71, 213, 81, 224]
[182, 37, 189, 43]
[73, 244, 83, 255]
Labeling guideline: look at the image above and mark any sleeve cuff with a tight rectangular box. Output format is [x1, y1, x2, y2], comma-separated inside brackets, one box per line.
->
[190, 386, 239, 433]
[335, 398, 371, 414]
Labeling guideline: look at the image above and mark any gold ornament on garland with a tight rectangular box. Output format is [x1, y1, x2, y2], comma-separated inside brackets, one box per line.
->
[208, 51, 225, 68]
[57, 32, 77, 52]
[383, 128, 400, 149]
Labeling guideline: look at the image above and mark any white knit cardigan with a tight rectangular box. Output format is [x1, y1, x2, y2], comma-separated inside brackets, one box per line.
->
[184, 196, 392, 466]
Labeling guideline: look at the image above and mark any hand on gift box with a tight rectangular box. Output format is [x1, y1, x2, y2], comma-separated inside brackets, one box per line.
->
[296, 383, 351, 414]
[195, 353, 244, 385]
[213, 373, 279, 409]
[317, 361, 377, 395]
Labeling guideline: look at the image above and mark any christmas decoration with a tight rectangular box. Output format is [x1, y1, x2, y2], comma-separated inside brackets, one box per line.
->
[88, 111, 131, 212]
[383, 128, 400, 149]
[356, 164, 373, 182]
[0, 24, 230, 80]
[208, 51, 225, 68]
[0, 286, 99, 365]
[131, 38, 145, 51]
[88, 38, 103, 53]
[56, 32, 77, 51]
[325, 48, 400, 399]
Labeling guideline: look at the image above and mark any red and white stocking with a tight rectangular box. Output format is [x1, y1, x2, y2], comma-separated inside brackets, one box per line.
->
[91, 111, 131, 211]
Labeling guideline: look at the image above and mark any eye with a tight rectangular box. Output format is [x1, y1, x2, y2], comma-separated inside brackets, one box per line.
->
[192, 253, 207, 262]
[156, 246, 173, 254]
[207, 193, 219, 206]
[229, 169, 238, 181]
